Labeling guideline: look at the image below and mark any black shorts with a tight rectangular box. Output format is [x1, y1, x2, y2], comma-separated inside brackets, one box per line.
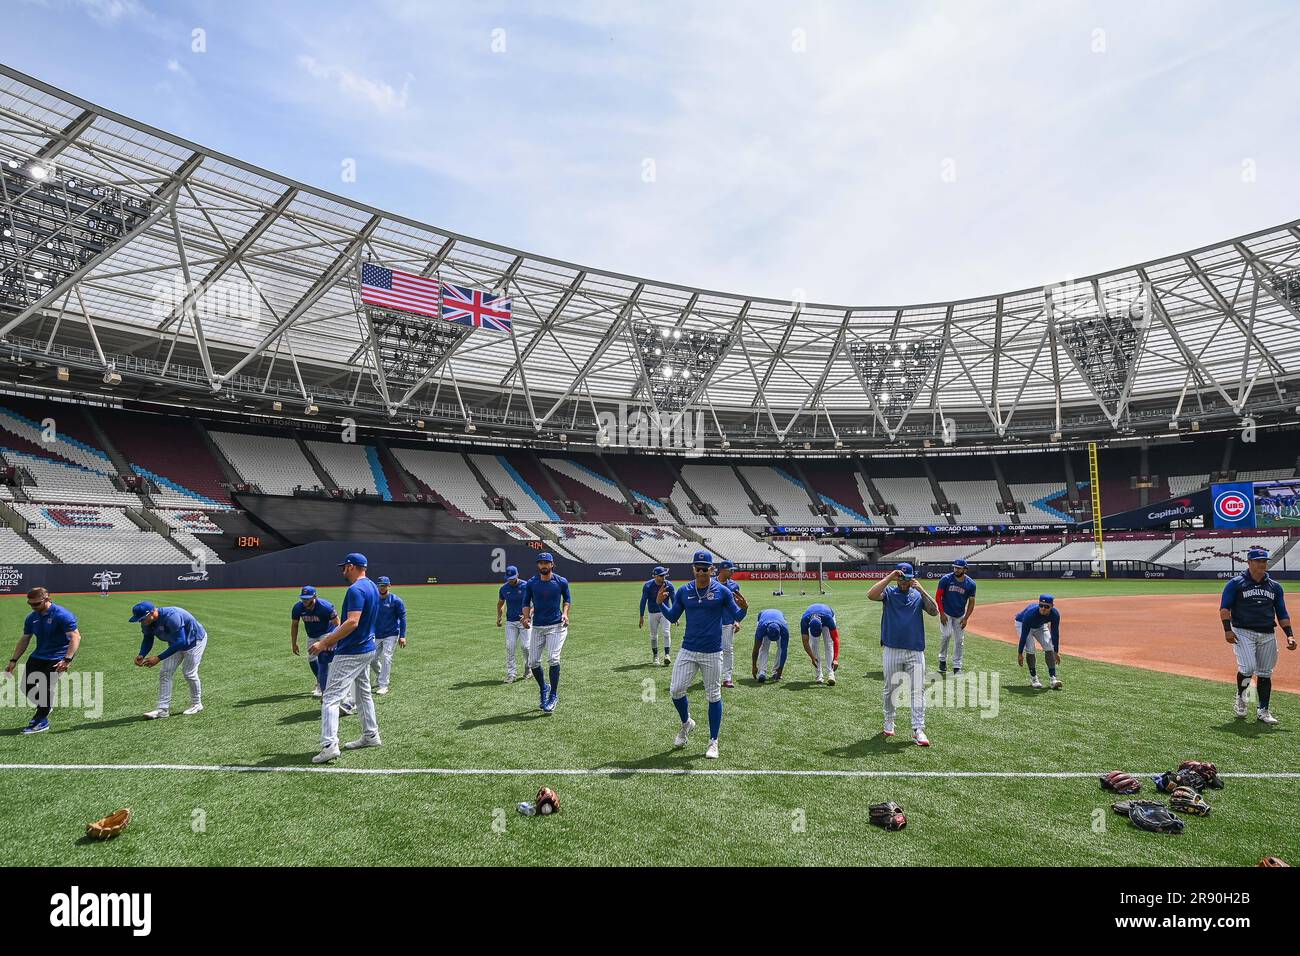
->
[24, 656, 61, 708]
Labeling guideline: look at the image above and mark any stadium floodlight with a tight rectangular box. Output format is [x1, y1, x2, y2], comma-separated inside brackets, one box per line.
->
[102, 369, 121, 386]
[848, 338, 942, 421]
[365, 306, 470, 392]
[632, 320, 731, 411]
[27, 163, 50, 181]
[304, 403, 319, 415]
[56, 367, 69, 382]
[465, 421, 476, 433]
[271, 400, 283, 412]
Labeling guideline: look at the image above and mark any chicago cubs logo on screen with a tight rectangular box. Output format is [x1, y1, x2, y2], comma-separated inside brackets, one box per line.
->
[1214, 489, 1250, 522]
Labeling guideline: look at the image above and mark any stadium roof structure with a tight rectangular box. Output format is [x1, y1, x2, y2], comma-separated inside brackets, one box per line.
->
[2, 63, 1299, 452]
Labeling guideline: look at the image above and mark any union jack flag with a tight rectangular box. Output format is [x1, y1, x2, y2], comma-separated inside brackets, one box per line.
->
[441, 281, 513, 333]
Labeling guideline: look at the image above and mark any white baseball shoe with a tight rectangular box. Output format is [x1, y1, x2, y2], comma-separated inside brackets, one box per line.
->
[312, 744, 340, 764]
[182, 703, 204, 716]
[344, 734, 383, 750]
[339, 701, 357, 716]
[504, 674, 516, 684]
[376, 686, 390, 696]
[1050, 677, 1062, 690]
[827, 673, 837, 686]
[673, 717, 696, 748]
[142, 708, 169, 720]
[816, 674, 825, 684]
[705, 739, 719, 759]
[311, 686, 323, 698]
[663, 654, 671, 665]
[1257, 709, 1279, 725]
[1030, 676, 1044, 689]
[913, 728, 930, 747]
[1234, 695, 1248, 718]
[883, 721, 895, 737]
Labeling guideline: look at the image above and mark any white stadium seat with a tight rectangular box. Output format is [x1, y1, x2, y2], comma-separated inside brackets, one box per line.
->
[737, 466, 818, 524]
[874, 477, 940, 525]
[308, 441, 383, 497]
[0, 528, 50, 563]
[392, 448, 504, 520]
[210, 432, 321, 496]
[681, 465, 763, 526]
[940, 480, 1005, 523]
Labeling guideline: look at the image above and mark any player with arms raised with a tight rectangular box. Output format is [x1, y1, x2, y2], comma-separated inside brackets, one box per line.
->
[867, 563, 936, 745]
[1221, 546, 1294, 725]
[936, 558, 976, 676]
[639, 566, 673, 666]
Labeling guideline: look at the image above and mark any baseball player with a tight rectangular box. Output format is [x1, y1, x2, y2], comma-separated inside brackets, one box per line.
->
[751, 607, 790, 683]
[5, 587, 80, 734]
[290, 585, 354, 713]
[936, 558, 976, 676]
[497, 565, 531, 683]
[639, 566, 674, 666]
[370, 576, 407, 696]
[521, 552, 571, 714]
[1221, 546, 1294, 725]
[1015, 595, 1062, 690]
[310, 553, 382, 763]
[717, 560, 742, 687]
[800, 602, 840, 685]
[867, 563, 937, 745]
[131, 600, 208, 719]
[658, 549, 748, 759]
[98, 571, 111, 598]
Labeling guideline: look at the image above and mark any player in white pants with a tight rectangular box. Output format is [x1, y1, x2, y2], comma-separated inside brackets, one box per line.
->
[312, 552, 383, 763]
[1220, 548, 1295, 725]
[497, 565, 531, 682]
[370, 576, 406, 695]
[639, 566, 673, 665]
[717, 561, 742, 687]
[936, 559, 977, 676]
[868, 564, 937, 745]
[131, 601, 208, 719]
[1015, 595, 1062, 690]
[520, 553, 571, 714]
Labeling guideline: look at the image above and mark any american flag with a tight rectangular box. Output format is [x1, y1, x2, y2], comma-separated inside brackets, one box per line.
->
[360, 263, 442, 320]
[441, 281, 513, 333]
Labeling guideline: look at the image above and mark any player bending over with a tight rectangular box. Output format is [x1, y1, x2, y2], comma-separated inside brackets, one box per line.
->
[659, 550, 747, 759]
[1221, 546, 1294, 725]
[752, 608, 790, 683]
[800, 602, 840, 685]
[310, 553, 382, 763]
[639, 566, 673, 666]
[291, 585, 355, 714]
[717, 560, 742, 687]
[867, 563, 936, 746]
[1016, 595, 1062, 690]
[936, 558, 976, 676]
[131, 600, 209, 719]
[521, 552, 571, 714]
[370, 576, 407, 696]
[5, 587, 80, 735]
[497, 565, 531, 683]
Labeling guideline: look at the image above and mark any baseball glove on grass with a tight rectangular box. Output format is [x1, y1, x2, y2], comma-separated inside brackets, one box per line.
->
[1112, 799, 1165, 817]
[869, 801, 907, 831]
[1169, 787, 1211, 816]
[1100, 771, 1141, 794]
[1257, 856, 1290, 867]
[1179, 760, 1224, 790]
[535, 787, 560, 815]
[1129, 803, 1184, 834]
[85, 808, 132, 840]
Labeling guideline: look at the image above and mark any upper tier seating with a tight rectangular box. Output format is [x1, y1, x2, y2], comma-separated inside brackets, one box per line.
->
[603, 456, 680, 523]
[308, 440, 391, 500]
[1009, 483, 1075, 523]
[939, 480, 1005, 523]
[798, 460, 872, 525]
[681, 465, 764, 526]
[210, 432, 320, 496]
[541, 456, 641, 523]
[539, 523, 647, 563]
[95, 408, 231, 507]
[471, 454, 559, 522]
[2, 450, 138, 505]
[874, 477, 939, 525]
[393, 448, 502, 520]
[738, 465, 820, 524]
[0, 402, 114, 473]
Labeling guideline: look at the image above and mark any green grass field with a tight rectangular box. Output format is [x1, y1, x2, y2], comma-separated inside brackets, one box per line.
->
[0, 577, 1295, 866]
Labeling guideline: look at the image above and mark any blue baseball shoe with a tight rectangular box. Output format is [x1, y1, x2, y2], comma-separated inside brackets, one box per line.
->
[22, 718, 49, 735]
[543, 689, 558, 713]
[539, 684, 551, 711]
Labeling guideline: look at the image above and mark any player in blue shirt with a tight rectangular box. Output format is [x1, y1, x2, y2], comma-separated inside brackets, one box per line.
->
[1015, 595, 1062, 690]
[659, 550, 748, 759]
[800, 602, 839, 685]
[639, 566, 674, 666]
[497, 565, 531, 683]
[6, 587, 81, 734]
[370, 576, 408, 696]
[1221, 546, 1294, 725]
[935, 559, 977, 676]
[309, 553, 382, 763]
[290, 585, 355, 716]
[717, 560, 743, 687]
[521, 553, 572, 714]
[868, 564, 937, 745]
[751, 608, 790, 683]
[131, 600, 209, 719]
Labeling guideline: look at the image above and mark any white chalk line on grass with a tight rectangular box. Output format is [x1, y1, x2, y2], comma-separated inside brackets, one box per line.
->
[0, 763, 1296, 779]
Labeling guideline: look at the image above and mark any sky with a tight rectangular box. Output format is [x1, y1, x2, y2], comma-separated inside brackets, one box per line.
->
[5, 0, 1300, 306]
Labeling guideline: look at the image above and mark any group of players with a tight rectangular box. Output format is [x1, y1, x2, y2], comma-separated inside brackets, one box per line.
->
[4, 542, 1293, 760]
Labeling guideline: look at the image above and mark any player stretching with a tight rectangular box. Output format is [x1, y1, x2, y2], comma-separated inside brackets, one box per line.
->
[521, 552, 571, 714]
[497, 565, 531, 683]
[867, 563, 937, 745]
[639, 566, 674, 666]
[131, 601, 208, 719]
[659, 549, 748, 759]
[291, 585, 354, 713]
[5, 587, 80, 735]
[371, 576, 407, 696]
[1016, 595, 1062, 690]
[800, 602, 840, 684]
[717, 560, 742, 687]
[1221, 546, 1294, 725]
[936, 558, 976, 676]
[752, 608, 790, 683]
[310, 553, 382, 763]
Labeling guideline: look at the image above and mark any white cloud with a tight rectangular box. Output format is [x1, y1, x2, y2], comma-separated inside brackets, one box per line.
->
[296, 55, 413, 115]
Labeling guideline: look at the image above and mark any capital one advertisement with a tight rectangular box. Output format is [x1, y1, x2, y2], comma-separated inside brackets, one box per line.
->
[1211, 482, 1256, 529]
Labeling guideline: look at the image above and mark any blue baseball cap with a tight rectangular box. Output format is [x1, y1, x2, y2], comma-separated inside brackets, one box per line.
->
[536, 552, 554, 563]
[764, 621, 783, 639]
[692, 550, 713, 565]
[505, 565, 519, 579]
[129, 601, 155, 622]
[1039, 594, 1055, 605]
[377, 576, 391, 586]
[895, 562, 915, 579]
[299, 585, 317, 599]
[1246, 547, 1270, 561]
[808, 616, 824, 637]
[952, 559, 968, 568]
[718, 559, 735, 570]
[338, 552, 367, 568]
[652, 566, 668, 576]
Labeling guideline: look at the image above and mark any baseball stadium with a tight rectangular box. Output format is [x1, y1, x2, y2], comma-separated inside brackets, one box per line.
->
[0, 39, 1298, 875]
